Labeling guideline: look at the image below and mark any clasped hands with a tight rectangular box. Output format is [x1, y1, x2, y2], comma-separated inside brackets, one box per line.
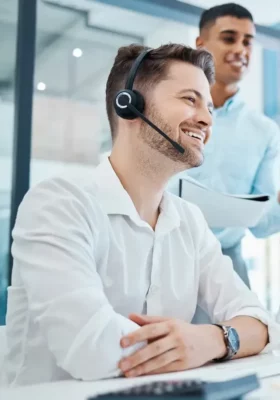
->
[119, 313, 226, 377]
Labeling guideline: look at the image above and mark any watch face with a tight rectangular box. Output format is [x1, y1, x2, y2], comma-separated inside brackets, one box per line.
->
[228, 327, 240, 354]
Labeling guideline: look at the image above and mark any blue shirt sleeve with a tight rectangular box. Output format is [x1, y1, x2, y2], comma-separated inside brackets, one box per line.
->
[250, 121, 280, 238]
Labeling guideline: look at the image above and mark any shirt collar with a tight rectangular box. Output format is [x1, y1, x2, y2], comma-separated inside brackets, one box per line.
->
[93, 157, 136, 219]
[92, 157, 181, 232]
[214, 89, 243, 113]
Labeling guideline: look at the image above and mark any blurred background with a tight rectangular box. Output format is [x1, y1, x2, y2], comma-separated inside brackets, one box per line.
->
[1, 0, 280, 324]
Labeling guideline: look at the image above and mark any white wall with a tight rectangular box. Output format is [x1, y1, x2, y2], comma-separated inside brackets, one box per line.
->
[0, 156, 98, 194]
[145, 21, 198, 48]
[239, 40, 264, 112]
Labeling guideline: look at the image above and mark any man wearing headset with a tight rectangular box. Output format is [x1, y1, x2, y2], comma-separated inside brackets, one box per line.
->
[5, 43, 279, 386]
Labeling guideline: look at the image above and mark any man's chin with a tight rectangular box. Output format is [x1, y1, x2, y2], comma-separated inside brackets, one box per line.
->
[180, 152, 204, 169]
[190, 157, 204, 169]
[228, 68, 247, 83]
[191, 148, 204, 167]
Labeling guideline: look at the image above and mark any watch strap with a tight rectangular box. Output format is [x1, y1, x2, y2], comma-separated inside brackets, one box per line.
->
[213, 324, 234, 362]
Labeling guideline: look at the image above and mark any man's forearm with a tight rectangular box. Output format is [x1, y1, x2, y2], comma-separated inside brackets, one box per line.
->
[250, 196, 280, 238]
[220, 316, 268, 359]
[202, 316, 268, 365]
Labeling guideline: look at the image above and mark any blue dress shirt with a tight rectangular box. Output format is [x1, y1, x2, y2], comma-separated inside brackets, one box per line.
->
[168, 91, 280, 249]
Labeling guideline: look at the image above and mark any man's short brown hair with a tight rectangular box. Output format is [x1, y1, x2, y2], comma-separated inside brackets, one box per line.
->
[106, 43, 215, 140]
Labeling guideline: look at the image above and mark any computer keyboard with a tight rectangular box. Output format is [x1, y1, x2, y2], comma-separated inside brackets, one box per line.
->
[91, 374, 259, 400]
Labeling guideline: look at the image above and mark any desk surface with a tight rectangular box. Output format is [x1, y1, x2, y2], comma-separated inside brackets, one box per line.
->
[1, 352, 280, 400]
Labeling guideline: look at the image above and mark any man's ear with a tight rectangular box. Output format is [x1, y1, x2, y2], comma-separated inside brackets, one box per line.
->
[196, 35, 204, 49]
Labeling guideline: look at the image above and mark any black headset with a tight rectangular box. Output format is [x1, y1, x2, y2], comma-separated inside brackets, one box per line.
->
[113, 49, 185, 154]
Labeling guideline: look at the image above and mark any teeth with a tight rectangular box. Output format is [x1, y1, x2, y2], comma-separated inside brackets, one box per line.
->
[186, 131, 202, 141]
[182, 130, 204, 141]
[230, 61, 244, 67]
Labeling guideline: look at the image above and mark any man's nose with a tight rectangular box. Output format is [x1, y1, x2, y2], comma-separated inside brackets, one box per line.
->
[196, 106, 212, 128]
[233, 40, 247, 57]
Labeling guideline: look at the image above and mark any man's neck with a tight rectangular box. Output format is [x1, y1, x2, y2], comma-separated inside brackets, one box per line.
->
[109, 145, 172, 230]
[211, 81, 239, 109]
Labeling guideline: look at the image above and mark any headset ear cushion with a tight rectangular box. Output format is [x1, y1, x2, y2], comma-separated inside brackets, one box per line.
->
[133, 90, 145, 114]
[114, 89, 145, 120]
[114, 89, 135, 119]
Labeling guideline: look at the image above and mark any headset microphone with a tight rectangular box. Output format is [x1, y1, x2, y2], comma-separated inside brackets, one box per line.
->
[129, 102, 184, 154]
[114, 49, 185, 154]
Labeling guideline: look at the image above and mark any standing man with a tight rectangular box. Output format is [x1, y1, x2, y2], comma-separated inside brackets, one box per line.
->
[169, 3, 280, 289]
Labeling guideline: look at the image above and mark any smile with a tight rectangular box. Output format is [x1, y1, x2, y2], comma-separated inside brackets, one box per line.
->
[228, 61, 247, 68]
[181, 130, 205, 142]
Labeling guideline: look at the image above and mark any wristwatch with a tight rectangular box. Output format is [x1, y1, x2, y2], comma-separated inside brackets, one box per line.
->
[213, 324, 240, 361]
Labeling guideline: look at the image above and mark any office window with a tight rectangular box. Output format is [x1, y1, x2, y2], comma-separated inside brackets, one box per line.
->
[31, 0, 200, 185]
[0, 0, 18, 325]
[30, 0, 145, 185]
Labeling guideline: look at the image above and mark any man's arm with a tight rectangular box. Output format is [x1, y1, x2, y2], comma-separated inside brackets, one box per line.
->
[196, 206, 279, 348]
[117, 208, 280, 377]
[116, 313, 268, 377]
[249, 122, 280, 238]
[220, 316, 268, 359]
[11, 178, 144, 380]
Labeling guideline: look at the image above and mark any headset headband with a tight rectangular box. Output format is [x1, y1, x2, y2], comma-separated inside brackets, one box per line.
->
[125, 48, 152, 90]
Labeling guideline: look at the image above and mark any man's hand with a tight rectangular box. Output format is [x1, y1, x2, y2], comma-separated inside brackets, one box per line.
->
[119, 314, 226, 377]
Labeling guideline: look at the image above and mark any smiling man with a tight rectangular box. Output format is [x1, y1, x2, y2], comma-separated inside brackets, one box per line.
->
[5, 43, 279, 385]
[198, 3, 255, 105]
[169, 3, 280, 296]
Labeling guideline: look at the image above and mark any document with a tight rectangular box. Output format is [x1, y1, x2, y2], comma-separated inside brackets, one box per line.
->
[179, 177, 270, 228]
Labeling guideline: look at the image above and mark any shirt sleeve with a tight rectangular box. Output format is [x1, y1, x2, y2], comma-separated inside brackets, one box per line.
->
[249, 121, 280, 238]
[11, 178, 145, 381]
[196, 207, 280, 353]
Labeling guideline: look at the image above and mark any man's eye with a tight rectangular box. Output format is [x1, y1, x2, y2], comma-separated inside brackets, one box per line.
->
[184, 96, 196, 103]
[223, 37, 235, 44]
[243, 40, 252, 47]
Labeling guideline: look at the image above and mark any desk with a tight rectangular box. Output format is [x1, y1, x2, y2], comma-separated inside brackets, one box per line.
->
[1, 353, 280, 400]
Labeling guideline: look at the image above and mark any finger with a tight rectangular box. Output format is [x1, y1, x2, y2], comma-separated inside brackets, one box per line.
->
[120, 336, 174, 372]
[125, 349, 180, 377]
[129, 314, 170, 325]
[129, 314, 150, 326]
[148, 360, 183, 375]
[121, 322, 170, 348]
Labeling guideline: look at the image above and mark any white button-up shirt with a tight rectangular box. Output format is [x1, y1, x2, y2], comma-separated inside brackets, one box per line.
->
[4, 158, 280, 386]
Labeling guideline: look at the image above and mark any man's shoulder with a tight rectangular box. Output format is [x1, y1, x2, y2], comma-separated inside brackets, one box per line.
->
[241, 106, 280, 138]
[18, 172, 106, 228]
[246, 108, 278, 127]
[25, 172, 98, 202]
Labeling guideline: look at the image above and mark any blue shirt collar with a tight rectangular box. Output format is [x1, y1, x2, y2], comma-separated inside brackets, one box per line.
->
[214, 89, 243, 113]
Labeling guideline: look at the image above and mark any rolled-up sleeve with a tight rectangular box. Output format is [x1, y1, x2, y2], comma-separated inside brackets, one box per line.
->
[11, 178, 144, 381]
[196, 208, 280, 352]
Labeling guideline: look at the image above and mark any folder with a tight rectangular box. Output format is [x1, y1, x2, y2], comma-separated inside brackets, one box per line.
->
[179, 177, 270, 228]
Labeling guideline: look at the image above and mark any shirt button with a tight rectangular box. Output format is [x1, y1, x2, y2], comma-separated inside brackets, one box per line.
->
[149, 285, 158, 295]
